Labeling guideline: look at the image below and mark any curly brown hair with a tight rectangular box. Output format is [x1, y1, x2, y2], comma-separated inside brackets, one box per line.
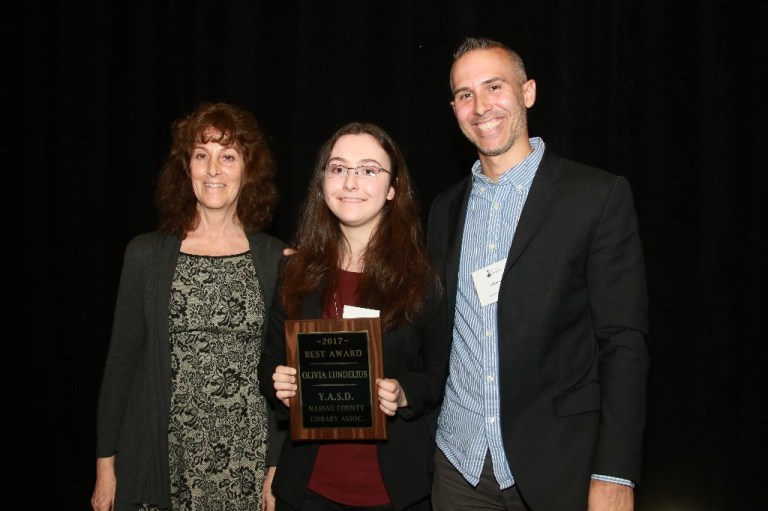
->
[281, 122, 439, 332]
[155, 102, 279, 237]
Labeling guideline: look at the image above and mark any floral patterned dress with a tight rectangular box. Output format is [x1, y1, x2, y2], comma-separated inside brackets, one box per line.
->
[141, 251, 268, 511]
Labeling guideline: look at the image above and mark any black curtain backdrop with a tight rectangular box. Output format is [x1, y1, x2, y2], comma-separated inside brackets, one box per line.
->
[11, 1, 766, 509]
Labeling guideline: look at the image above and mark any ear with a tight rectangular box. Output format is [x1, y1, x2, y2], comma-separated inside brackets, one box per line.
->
[523, 79, 537, 108]
[450, 100, 456, 113]
[387, 185, 396, 201]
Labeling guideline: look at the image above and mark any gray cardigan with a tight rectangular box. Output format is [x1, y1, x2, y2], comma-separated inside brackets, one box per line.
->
[95, 230, 286, 510]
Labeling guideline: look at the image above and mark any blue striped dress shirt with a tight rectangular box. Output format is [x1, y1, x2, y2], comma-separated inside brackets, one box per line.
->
[436, 137, 544, 489]
[435, 137, 634, 490]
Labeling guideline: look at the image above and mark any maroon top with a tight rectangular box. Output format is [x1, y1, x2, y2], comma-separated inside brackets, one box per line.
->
[307, 269, 390, 505]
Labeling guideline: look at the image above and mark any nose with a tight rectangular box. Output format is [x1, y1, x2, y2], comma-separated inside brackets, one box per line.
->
[206, 161, 221, 176]
[474, 94, 491, 116]
[342, 170, 359, 190]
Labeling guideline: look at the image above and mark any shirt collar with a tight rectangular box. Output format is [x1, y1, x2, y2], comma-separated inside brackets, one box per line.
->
[471, 137, 545, 187]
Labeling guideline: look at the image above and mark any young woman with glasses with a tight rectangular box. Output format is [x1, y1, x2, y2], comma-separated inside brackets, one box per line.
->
[258, 122, 450, 511]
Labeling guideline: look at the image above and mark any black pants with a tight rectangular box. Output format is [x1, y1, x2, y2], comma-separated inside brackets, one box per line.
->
[431, 448, 531, 510]
[276, 491, 394, 511]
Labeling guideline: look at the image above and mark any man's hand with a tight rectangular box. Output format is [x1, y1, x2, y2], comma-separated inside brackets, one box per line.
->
[588, 479, 634, 511]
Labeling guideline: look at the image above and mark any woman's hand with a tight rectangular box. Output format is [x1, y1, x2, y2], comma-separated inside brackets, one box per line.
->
[262, 466, 277, 511]
[272, 365, 297, 407]
[91, 456, 116, 511]
[376, 378, 408, 416]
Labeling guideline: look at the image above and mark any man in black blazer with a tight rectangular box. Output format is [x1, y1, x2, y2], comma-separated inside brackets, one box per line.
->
[427, 36, 649, 511]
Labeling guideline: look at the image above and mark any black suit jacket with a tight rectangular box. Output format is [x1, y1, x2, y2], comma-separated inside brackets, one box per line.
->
[427, 149, 649, 510]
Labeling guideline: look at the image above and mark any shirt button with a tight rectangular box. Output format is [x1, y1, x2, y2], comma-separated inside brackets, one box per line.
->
[486, 374, 495, 382]
[493, 202, 501, 210]
[488, 243, 496, 250]
[488, 416, 496, 423]
[485, 330, 493, 337]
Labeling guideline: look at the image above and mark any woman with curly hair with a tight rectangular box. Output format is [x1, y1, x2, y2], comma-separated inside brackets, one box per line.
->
[93, 102, 286, 511]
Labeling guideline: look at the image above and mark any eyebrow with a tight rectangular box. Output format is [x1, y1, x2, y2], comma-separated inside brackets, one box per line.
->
[328, 157, 385, 167]
[482, 76, 507, 86]
[452, 76, 507, 96]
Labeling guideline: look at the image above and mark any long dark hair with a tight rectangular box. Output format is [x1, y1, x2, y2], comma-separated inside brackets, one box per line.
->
[155, 102, 279, 238]
[281, 122, 437, 331]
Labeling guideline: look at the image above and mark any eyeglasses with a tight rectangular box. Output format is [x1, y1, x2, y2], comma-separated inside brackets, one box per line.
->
[324, 163, 391, 179]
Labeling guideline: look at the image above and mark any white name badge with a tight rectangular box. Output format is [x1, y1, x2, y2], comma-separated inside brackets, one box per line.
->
[343, 305, 380, 318]
[471, 259, 507, 307]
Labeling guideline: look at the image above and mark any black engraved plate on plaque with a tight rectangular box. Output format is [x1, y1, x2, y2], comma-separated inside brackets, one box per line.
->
[285, 318, 386, 441]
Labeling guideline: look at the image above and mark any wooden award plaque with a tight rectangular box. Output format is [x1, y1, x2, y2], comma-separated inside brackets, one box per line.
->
[285, 317, 386, 441]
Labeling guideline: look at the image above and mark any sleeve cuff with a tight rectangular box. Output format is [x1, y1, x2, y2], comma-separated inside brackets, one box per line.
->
[591, 474, 635, 488]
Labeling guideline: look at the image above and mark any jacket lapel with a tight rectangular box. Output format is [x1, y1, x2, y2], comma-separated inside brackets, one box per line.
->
[445, 177, 472, 309]
[503, 151, 562, 275]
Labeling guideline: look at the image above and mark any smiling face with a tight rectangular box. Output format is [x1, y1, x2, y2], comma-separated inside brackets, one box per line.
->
[450, 47, 536, 166]
[189, 133, 244, 215]
[323, 133, 395, 237]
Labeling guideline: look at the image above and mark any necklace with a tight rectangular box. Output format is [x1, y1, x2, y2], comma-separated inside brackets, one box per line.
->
[333, 291, 340, 319]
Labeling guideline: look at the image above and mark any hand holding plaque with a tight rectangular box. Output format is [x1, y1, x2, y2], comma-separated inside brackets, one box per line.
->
[285, 317, 387, 441]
